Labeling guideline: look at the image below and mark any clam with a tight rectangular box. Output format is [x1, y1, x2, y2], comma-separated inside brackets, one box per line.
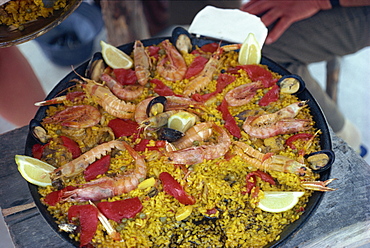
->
[158, 127, 184, 143]
[305, 150, 335, 172]
[277, 75, 305, 94]
[29, 119, 50, 144]
[146, 96, 167, 117]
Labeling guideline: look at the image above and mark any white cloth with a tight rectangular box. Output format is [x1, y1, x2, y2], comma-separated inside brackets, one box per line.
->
[188, 5, 268, 45]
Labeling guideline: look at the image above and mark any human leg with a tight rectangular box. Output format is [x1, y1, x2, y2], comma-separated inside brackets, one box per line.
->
[0, 46, 45, 127]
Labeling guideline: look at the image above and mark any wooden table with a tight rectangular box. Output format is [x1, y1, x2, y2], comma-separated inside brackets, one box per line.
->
[0, 126, 369, 247]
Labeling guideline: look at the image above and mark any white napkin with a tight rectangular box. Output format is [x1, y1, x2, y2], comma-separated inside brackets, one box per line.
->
[188, 6, 268, 46]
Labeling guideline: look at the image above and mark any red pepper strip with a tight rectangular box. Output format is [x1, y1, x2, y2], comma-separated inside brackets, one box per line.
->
[97, 197, 143, 223]
[84, 155, 111, 181]
[192, 73, 236, 102]
[113, 68, 137, 85]
[32, 143, 48, 160]
[206, 208, 218, 215]
[150, 79, 178, 96]
[44, 186, 77, 206]
[68, 205, 99, 247]
[148, 45, 160, 59]
[108, 118, 139, 138]
[245, 170, 276, 194]
[159, 172, 196, 205]
[227, 65, 278, 88]
[285, 133, 314, 150]
[185, 56, 209, 79]
[133, 139, 166, 151]
[217, 99, 241, 138]
[61, 136, 81, 159]
[258, 84, 280, 106]
[200, 42, 219, 53]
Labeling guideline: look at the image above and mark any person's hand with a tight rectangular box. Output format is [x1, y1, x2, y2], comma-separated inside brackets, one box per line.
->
[241, 0, 331, 44]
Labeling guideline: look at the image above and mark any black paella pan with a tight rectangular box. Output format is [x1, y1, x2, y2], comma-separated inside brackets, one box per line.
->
[25, 27, 334, 247]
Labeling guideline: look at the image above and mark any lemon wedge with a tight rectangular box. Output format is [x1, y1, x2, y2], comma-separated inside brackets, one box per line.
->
[100, 40, 133, 69]
[257, 191, 305, 213]
[15, 155, 56, 187]
[238, 33, 261, 65]
[168, 111, 197, 133]
[175, 205, 193, 221]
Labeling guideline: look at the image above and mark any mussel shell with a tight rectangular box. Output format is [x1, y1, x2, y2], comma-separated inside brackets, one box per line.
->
[146, 96, 167, 117]
[29, 119, 49, 144]
[277, 75, 305, 95]
[158, 127, 184, 143]
[85, 52, 106, 81]
[305, 150, 335, 172]
[171, 27, 193, 52]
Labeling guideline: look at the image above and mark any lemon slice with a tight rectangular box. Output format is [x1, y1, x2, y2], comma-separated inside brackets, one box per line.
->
[15, 155, 56, 187]
[257, 191, 305, 213]
[100, 40, 133, 69]
[168, 111, 197, 133]
[238, 33, 261, 65]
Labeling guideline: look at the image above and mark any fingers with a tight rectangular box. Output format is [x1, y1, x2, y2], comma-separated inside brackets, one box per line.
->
[265, 17, 293, 44]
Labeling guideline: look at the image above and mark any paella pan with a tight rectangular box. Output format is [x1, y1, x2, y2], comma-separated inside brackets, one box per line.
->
[24, 27, 335, 247]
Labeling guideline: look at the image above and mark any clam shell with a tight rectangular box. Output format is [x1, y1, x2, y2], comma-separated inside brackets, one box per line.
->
[277, 75, 305, 94]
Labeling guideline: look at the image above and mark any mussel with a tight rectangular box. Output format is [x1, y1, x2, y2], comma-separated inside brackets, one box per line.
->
[85, 52, 106, 81]
[29, 119, 49, 144]
[158, 127, 184, 143]
[305, 150, 335, 172]
[277, 75, 305, 94]
[171, 27, 193, 54]
[146, 96, 167, 117]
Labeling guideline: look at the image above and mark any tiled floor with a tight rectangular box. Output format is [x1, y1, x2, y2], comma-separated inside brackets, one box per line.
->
[0, 30, 369, 247]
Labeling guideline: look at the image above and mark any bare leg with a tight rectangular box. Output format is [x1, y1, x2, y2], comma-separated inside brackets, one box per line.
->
[0, 46, 46, 127]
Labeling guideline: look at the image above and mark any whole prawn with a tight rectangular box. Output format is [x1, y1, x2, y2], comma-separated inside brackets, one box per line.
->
[80, 79, 136, 119]
[101, 73, 144, 101]
[167, 123, 231, 165]
[242, 101, 311, 139]
[224, 81, 264, 107]
[171, 122, 213, 150]
[157, 39, 187, 81]
[61, 141, 147, 202]
[183, 47, 223, 96]
[50, 140, 128, 181]
[134, 40, 152, 85]
[43, 105, 101, 128]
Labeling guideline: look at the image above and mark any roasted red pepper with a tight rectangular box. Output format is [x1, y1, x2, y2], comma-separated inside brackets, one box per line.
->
[61, 136, 81, 159]
[185, 56, 208, 79]
[133, 139, 166, 151]
[192, 73, 236, 102]
[285, 133, 314, 150]
[32, 143, 48, 160]
[217, 99, 241, 138]
[44, 186, 77, 206]
[113, 68, 137, 85]
[108, 118, 139, 138]
[159, 172, 196, 205]
[244, 170, 276, 194]
[228, 65, 278, 88]
[97, 197, 143, 223]
[84, 155, 111, 181]
[150, 79, 177, 96]
[259, 84, 280, 106]
[200, 42, 219, 53]
[68, 204, 98, 247]
[148, 45, 160, 59]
